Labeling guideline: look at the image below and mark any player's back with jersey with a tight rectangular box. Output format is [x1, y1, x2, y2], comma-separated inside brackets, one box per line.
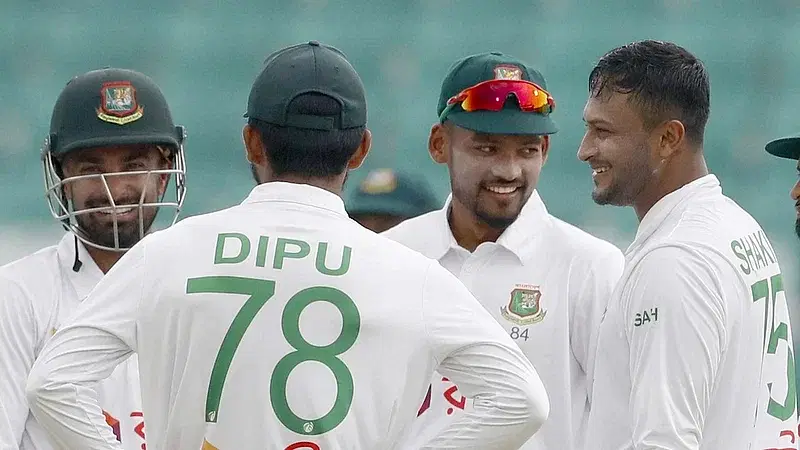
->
[628, 178, 798, 448]
[712, 200, 799, 447]
[134, 183, 491, 450]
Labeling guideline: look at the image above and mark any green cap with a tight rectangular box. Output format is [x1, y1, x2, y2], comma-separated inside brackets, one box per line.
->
[766, 134, 800, 160]
[245, 41, 367, 130]
[437, 52, 558, 135]
[45, 67, 185, 156]
[346, 168, 440, 218]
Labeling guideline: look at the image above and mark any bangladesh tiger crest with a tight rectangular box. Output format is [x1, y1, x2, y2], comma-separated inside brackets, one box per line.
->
[501, 284, 546, 325]
[96, 81, 144, 125]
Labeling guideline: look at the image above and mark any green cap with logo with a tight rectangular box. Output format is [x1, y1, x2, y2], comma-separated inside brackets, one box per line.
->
[245, 41, 367, 130]
[346, 168, 440, 218]
[766, 133, 800, 160]
[437, 52, 558, 136]
[45, 67, 185, 157]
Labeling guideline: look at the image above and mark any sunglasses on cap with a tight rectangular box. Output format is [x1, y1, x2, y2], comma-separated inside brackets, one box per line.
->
[439, 79, 556, 122]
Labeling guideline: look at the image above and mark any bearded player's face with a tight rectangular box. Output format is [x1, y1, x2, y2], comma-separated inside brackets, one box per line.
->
[443, 124, 548, 230]
[61, 145, 169, 248]
[578, 90, 660, 207]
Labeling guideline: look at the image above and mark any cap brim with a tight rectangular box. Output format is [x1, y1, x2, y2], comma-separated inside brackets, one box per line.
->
[766, 136, 800, 160]
[57, 133, 181, 155]
[447, 109, 558, 135]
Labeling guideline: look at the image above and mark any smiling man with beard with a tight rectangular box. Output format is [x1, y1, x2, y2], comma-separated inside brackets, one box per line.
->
[765, 133, 800, 240]
[0, 67, 186, 450]
[579, 40, 799, 449]
[385, 51, 624, 450]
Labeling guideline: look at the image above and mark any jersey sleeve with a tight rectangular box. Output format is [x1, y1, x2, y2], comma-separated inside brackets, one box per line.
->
[571, 246, 625, 374]
[622, 245, 728, 449]
[0, 396, 15, 450]
[0, 275, 37, 449]
[419, 261, 550, 450]
[25, 241, 149, 450]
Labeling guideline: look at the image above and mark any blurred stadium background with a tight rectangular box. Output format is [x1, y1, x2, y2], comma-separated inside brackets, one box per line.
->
[2, 1, 799, 362]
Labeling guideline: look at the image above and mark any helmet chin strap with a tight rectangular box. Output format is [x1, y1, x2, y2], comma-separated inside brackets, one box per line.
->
[72, 235, 83, 272]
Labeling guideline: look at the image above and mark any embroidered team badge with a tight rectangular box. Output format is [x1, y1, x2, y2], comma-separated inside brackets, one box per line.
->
[501, 284, 547, 325]
[96, 81, 144, 125]
[493, 64, 523, 80]
[359, 168, 397, 195]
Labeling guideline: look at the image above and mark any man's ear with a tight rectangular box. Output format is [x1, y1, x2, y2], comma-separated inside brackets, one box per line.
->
[347, 129, 372, 170]
[243, 124, 267, 166]
[429, 123, 450, 164]
[657, 119, 686, 160]
[541, 135, 550, 165]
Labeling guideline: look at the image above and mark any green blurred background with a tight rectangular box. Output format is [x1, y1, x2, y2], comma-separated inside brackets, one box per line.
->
[2, 0, 799, 373]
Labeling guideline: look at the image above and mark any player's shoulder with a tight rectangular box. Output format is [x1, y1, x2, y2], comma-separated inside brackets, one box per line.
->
[381, 209, 443, 250]
[356, 220, 441, 268]
[0, 241, 62, 319]
[138, 205, 243, 250]
[547, 215, 625, 264]
[0, 242, 61, 290]
[157, 205, 241, 237]
[626, 243, 741, 298]
[640, 192, 769, 277]
[666, 189, 761, 243]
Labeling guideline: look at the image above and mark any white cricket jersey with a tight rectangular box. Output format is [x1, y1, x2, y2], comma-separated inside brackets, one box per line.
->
[383, 191, 625, 450]
[585, 175, 800, 449]
[0, 233, 145, 450]
[25, 182, 550, 450]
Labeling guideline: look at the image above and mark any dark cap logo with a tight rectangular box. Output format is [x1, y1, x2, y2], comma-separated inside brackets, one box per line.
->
[96, 81, 144, 125]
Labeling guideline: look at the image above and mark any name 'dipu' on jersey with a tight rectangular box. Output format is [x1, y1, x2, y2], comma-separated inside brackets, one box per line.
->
[212, 232, 351, 276]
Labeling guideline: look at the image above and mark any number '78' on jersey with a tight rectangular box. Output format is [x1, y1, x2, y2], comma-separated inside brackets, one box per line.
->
[186, 275, 361, 437]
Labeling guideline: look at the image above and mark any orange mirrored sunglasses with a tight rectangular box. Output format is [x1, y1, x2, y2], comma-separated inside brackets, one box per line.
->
[439, 79, 556, 122]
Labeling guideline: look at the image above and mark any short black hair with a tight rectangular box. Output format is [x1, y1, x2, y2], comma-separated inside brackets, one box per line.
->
[248, 93, 366, 178]
[588, 40, 710, 144]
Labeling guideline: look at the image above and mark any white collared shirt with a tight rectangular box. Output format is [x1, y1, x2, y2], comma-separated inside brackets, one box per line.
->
[25, 181, 551, 450]
[0, 233, 145, 450]
[384, 190, 625, 450]
[585, 175, 800, 449]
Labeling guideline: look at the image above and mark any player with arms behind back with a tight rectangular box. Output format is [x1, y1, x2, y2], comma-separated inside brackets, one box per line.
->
[579, 40, 799, 449]
[0, 67, 186, 450]
[25, 41, 549, 450]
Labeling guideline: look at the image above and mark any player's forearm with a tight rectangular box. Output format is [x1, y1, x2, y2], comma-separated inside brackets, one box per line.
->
[420, 383, 548, 449]
[25, 379, 122, 450]
[23, 388, 122, 450]
[0, 378, 31, 449]
[25, 328, 133, 449]
[0, 398, 22, 450]
[428, 344, 550, 448]
[0, 281, 38, 449]
[25, 349, 125, 449]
